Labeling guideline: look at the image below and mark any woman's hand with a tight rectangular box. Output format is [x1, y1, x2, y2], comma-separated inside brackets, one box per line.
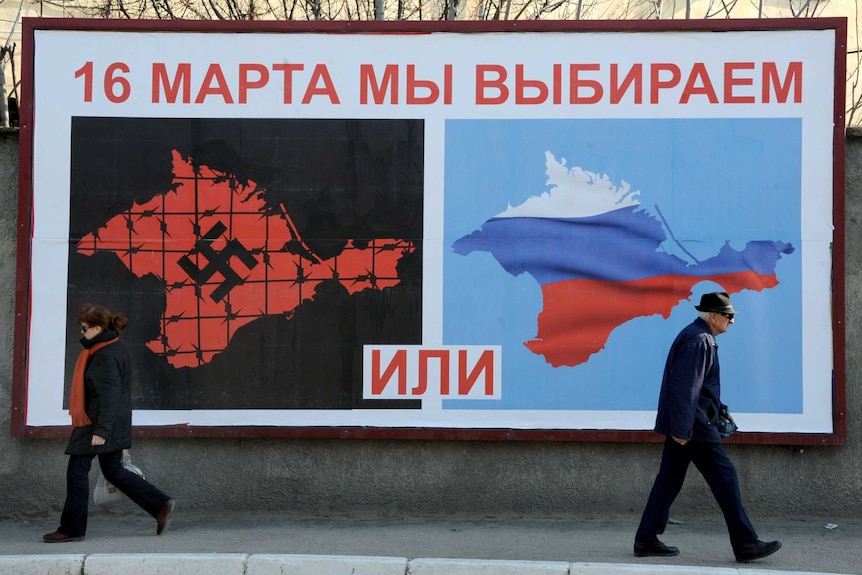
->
[91, 435, 106, 446]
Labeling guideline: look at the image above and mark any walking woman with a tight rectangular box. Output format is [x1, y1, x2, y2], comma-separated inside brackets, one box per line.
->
[43, 303, 175, 542]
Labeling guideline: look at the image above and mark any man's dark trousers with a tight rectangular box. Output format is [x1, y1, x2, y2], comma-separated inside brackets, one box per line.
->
[636, 436, 758, 549]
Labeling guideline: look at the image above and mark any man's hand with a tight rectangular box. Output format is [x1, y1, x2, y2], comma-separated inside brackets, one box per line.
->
[672, 436, 688, 445]
[91, 435, 106, 446]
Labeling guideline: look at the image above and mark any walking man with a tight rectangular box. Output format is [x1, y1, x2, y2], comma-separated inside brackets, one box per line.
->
[634, 292, 781, 563]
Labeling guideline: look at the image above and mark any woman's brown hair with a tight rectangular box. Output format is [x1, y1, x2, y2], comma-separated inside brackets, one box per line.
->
[76, 303, 129, 333]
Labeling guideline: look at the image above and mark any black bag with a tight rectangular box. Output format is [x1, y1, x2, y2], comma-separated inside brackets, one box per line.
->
[716, 405, 738, 438]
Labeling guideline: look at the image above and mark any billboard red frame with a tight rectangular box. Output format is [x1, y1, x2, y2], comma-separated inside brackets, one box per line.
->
[12, 17, 847, 444]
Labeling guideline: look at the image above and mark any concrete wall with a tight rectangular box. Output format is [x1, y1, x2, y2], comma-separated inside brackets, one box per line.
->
[1, 131, 860, 520]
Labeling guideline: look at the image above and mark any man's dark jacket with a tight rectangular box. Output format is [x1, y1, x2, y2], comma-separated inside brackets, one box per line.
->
[65, 330, 133, 455]
[654, 317, 725, 443]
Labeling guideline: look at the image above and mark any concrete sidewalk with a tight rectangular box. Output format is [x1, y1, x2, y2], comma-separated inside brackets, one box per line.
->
[0, 510, 859, 574]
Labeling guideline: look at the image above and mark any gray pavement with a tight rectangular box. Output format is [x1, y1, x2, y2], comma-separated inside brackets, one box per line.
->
[0, 509, 859, 574]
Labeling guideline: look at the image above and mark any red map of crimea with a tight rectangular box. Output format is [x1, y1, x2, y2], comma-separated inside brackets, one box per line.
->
[77, 150, 415, 369]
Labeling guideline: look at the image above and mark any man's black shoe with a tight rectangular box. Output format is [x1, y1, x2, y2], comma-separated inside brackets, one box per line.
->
[734, 540, 782, 562]
[634, 539, 680, 557]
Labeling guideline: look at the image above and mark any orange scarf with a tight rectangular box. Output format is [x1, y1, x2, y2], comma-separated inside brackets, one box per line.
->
[69, 338, 118, 427]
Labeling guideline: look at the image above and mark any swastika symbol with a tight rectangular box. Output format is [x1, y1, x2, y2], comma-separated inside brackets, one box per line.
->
[177, 222, 259, 302]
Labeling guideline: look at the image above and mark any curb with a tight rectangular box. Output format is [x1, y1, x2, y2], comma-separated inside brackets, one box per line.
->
[0, 554, 847, 575]
[0, 554, 85, 575]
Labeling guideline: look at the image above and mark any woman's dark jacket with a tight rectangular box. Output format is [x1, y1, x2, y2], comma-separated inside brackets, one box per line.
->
[65, 330, 133, 455]
[653, 317, 725, 443]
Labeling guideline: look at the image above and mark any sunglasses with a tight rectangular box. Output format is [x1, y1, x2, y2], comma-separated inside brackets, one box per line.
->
[716, 312, 734, 320]
[80, 325, 90, 333]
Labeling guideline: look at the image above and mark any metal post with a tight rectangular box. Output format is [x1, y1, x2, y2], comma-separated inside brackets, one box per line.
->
[0, 50, 9, 128]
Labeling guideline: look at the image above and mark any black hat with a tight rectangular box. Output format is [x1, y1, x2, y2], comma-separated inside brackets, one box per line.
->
[695, 292, 738, 314]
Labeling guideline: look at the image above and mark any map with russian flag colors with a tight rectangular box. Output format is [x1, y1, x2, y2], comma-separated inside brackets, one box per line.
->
[452, 151, 794, 368]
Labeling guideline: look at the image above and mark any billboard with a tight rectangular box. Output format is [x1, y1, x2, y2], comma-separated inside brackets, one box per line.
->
[13, 18, 846, 443]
